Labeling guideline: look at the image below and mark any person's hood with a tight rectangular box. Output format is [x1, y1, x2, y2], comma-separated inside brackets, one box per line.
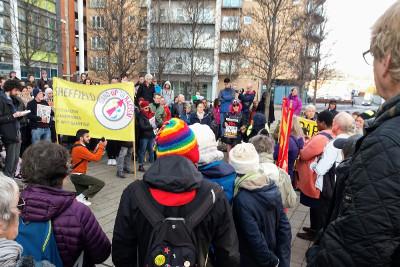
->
[143, 155, 203, 193]
[20, 185, 75, 221]
[229, 102, 242, 113]
[259, 152, 274, 164]
[252, 112, 267, 127]
[198, 160, 236, 179]
[0, 238, 22, 267]
[163, 81, 172, 89]
[234, 171, 271, 196]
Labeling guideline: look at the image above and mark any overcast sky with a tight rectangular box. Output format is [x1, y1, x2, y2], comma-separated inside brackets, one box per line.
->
[324, 0, 396, 80]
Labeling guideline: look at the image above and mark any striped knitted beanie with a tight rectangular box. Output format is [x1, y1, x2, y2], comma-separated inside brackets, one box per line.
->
[155, 118, 199, 163]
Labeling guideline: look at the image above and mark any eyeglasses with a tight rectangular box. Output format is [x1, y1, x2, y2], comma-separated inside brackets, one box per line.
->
[363, 50, 374, 66]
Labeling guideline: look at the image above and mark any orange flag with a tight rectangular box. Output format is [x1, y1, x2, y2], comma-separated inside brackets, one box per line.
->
[277, 98, 294, 172]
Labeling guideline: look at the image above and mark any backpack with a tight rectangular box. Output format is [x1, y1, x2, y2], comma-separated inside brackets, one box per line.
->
[317, 132, 336, 200]
[134, 181, 217, 267]
[16, 218, 63, 267]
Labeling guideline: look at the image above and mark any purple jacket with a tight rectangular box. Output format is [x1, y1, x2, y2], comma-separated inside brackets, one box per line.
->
[20, 185, 111, 267]
[289, 95, 302, 116]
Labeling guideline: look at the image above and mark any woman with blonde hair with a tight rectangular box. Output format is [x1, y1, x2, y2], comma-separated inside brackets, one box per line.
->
[274, 116, 305, 186]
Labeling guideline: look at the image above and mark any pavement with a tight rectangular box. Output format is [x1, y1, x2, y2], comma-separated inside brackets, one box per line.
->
[64, 160, 313, 267]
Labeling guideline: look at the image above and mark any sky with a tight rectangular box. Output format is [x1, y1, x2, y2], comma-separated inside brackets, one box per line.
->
[324, 0, 396, 81]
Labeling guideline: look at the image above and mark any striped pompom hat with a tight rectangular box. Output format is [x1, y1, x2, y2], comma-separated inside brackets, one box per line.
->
[155, 118, 200, 163]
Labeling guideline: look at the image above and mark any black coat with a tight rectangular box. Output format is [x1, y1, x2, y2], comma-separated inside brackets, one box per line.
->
[307, 95, 400, 267]
[0, 92, 21, 144]
[136, 83, 155, 104]
[222, 112, 247, 145]
[112, 156, 240, 267]
[189, 112, 213, 126]
[233, 182, 291, 267]
[27, 99, 53, 129]
[136, 112, 155, 139]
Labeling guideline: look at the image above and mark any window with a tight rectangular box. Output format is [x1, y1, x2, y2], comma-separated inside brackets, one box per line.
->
[92, 57, 106, 70]
[91, 36, 104, 49]
[243, 16, 252, 25]
[0, 2, 4, 12]
[90, 0, 105, 8]
[221, 16, 240, 31]
[221, 38, 238, 52]
[223, 0, 242, 8]
[0, 17, 3, 29]
[175, 56, 183, 71]
[176, 8, 184, 21]
[201, 8, 212, 23]
[92, 16, 104, 28]
[220, 59, 236, 74]
[242, 39, 251, 47]
[159, 9, 166, 20]
[128, 16, 135, 23]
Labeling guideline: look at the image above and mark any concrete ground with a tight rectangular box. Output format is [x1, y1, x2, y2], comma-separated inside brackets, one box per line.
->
[64, 160, 312, 267]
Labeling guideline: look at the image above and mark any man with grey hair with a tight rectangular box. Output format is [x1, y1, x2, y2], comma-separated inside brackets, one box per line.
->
[239, 82, 256, 121]
[298, 112, 354, 241]
[307, 3, 400, 265]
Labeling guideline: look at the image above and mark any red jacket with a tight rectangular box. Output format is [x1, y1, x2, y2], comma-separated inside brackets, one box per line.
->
[163, 105, 172, 121]
[71, 142, 105, 174]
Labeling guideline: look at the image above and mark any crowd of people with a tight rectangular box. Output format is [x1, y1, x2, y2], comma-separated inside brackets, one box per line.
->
[1, 2, 400, 267]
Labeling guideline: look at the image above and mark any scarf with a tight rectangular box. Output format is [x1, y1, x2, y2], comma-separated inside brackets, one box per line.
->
[0, 238, 22, 267]
[141, 109, 154, 119]
[234, 170, 269, 196]
[197, 112, 204, 120]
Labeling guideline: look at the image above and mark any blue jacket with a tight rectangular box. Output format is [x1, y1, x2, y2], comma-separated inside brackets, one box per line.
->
[180, 113, 191, 125]
[219, 88, 235, 113]
[239, 91, 256, 113]
[233, 183, 291, 267]
[198, 161, 236, 204]
[189, 112, 213, 127]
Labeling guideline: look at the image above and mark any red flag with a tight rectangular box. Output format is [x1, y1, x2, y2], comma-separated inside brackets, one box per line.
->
[277, 98, 294, 172]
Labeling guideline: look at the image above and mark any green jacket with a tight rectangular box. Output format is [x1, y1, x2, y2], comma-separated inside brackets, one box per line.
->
[149, 103, 165, 128]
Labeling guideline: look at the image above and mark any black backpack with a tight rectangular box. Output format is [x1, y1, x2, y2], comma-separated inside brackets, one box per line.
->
[134, 182, 217, 267]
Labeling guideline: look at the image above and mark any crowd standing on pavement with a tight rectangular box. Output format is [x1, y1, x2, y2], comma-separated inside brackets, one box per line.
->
[0, 2, 400, 267]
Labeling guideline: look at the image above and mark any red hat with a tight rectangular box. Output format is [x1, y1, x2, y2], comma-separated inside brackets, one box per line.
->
[140, 101, 150, 109]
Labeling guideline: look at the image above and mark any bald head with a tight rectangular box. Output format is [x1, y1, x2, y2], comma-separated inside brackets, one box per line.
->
[246, 82, 253, 90]
[332, 112, 355, 135]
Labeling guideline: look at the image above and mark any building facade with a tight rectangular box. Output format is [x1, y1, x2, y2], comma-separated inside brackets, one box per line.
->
[0, 0, 60, 79]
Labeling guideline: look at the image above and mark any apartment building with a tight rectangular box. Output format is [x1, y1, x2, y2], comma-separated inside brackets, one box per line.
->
[0, 0, 60, 79]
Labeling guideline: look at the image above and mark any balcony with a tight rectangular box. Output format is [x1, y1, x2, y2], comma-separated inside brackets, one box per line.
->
[222, 0, 242, 9]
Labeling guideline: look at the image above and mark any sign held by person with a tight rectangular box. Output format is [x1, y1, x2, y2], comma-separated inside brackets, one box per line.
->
[53, 78, 135, 141]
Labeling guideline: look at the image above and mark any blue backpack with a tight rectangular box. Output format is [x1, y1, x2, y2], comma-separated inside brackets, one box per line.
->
[16, 218, 63, 267]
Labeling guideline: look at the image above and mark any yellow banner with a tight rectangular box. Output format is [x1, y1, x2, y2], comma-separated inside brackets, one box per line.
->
[299, 117, 318, 138]
[53, 78, 135, 141]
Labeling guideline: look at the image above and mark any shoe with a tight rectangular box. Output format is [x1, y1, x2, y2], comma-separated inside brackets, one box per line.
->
[107, 159, 113, 166]
[76, 194, 92, 206]
[138, 165, 145, 172]
[303, 227, 315, 233]
[124, 169, 134, 174]
[117, 171, 126, 178]
[112, 159, 117, 166]
[296, 232, 315, 241]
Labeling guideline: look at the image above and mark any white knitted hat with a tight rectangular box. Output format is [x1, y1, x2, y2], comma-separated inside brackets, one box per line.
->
[189, 123, 224, 165]
[229, 142, 260, 174]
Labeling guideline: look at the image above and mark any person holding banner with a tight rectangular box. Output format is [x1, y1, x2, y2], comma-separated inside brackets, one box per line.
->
[27, 88, 53, 144]
[222, 100, 247, 154]
[70, 129, 107, 206]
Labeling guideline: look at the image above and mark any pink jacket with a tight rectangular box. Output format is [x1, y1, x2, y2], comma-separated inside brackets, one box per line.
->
[289, 95, 302, 116]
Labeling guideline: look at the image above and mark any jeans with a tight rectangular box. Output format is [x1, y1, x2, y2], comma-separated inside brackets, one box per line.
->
[70, 174, 105, 199]
[138, 138, 155, 165]
[117, 146, 132, 173]
[4, 142, 21, 177]
[31, 128, 51, 144]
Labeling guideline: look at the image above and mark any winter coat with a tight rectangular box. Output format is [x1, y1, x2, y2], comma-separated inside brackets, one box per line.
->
[289, 94, 302, 116]
[297, 130, 333, 200]
[257, 91, 275, 125]
[189, 112, 213, 126]
[112, 155, 240, 267]
[0, 91, 21, 144]
[180, 113, 191, 125]
[149, 103, 165, 128]
[219, 88, 235, 113]
[172, 103, 185, 118]
[36, 78, 52, 91]
[233, 173, 291, 267]
[161, 88, 174, 107]
[247, 112, 267, 140]
[274, 135, 305, 179]
[198, 160, 236, 204]
[212, 106, 221, 124]
[163, 105, 171, 121]
[222, 104, 247, 145]
[20, 185, 111, 267]
[307, 95, 400, 266]
[27, 99, 53, 129]
[136, 83, 155, 104]
[259, 152, 297, 208]
[137, 112, 155, 139]
[239, 91, 256, 113]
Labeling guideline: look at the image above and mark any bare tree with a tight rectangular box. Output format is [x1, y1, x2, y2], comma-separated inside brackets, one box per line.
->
[150, 0, 184, 81]
[242, 0, 305, 120]
[90, 0, 143, 82]
[10, 0, 57, 73]
[183, 0, 214, 95]
[220, 16, 243, 80]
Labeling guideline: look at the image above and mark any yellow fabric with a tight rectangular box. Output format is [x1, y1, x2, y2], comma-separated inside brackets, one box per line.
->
[53, 78, 135, 141]
[298, 117, 318, 138]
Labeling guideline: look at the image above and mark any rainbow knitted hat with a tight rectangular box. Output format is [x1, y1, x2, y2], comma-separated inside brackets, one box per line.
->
[156, 118, 200, 163]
